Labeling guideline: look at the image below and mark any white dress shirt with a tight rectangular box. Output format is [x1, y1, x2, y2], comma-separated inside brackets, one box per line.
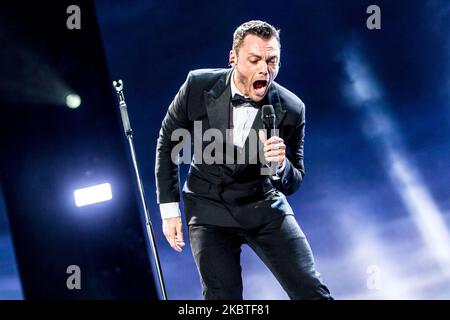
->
[229, 76, 260, 148]
[159, 72, 285, 219]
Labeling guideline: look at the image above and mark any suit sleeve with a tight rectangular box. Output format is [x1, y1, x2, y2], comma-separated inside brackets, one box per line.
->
[155, 72, 192, 204]
[271, 102, 306, 196]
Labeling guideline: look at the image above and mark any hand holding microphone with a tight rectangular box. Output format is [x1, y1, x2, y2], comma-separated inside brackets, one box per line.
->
[259, 105, 286, 179]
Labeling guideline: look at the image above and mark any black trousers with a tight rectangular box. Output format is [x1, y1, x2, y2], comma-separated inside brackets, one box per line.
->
[188, 214, 333, 300]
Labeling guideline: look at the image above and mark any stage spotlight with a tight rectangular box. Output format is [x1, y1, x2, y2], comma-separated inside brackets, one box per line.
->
[74, 183, 112, 207]
[65, 93, 81, 109]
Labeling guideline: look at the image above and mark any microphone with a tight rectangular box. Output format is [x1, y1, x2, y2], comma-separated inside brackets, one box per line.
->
[261, 105, 280, 180]
[261, 105, 276, 138]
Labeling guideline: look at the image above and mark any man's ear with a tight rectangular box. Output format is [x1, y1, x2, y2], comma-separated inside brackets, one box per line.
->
[229, 50, 236, 67]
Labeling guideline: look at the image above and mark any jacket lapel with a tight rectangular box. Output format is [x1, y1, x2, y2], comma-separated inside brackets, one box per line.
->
[204, 69, 233, 139]
[267, 82, 287, 130]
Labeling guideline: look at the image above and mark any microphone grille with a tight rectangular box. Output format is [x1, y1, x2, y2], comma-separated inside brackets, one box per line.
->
[261, 105, 275, 118]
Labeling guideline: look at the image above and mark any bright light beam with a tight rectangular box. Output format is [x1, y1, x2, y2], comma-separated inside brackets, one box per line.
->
[342, 46, 450, 273]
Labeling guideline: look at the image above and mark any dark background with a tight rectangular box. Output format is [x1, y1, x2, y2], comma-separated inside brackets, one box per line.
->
[1, 0, 449, 299]
[0, 1, 159, 299]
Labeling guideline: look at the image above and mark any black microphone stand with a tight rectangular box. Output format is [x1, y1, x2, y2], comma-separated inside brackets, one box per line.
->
[112, 79, 168, 300]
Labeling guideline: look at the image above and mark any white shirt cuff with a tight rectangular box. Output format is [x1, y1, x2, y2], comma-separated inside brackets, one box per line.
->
[159, 202, 181, 219]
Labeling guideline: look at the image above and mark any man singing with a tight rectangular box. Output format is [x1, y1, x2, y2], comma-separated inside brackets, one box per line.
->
[155, 20, 332, 300]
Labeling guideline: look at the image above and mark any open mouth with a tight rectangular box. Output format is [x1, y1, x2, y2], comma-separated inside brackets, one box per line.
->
[252, 80, 268, 96]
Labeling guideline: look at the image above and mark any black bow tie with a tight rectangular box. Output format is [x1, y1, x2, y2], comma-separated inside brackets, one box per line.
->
[231, 93, 259, 108]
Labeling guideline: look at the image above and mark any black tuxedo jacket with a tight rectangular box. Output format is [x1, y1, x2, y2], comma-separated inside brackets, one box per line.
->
[155, 68, 306, 228]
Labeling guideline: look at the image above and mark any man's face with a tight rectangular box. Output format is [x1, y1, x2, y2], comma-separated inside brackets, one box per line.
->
[229, 34, 280, 102]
